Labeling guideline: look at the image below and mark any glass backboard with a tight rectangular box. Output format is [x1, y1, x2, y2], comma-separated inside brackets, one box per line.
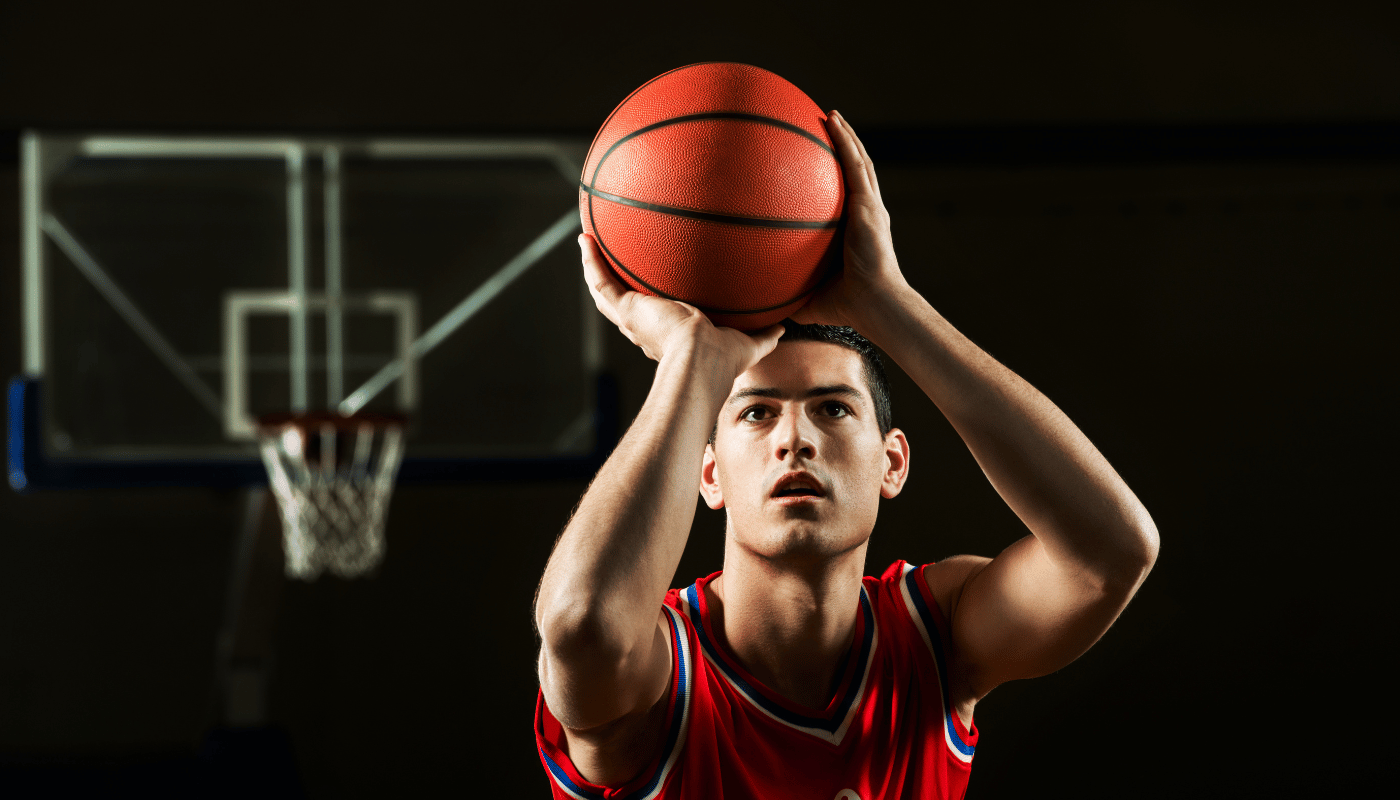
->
[9, 132, 615, 490]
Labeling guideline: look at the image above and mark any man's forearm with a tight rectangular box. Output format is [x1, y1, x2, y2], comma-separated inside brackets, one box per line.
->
[854, 284, 1158, 580]
[536, 340, 732, 655]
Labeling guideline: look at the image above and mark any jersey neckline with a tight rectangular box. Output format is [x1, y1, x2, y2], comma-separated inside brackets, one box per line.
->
[679, 571, 878, 745]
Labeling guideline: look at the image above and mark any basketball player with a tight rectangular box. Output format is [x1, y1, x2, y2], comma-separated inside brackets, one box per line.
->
[534, 110, 1159, 799]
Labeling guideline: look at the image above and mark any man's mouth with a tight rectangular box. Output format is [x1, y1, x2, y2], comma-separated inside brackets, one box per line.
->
[770, 472, 827, 500]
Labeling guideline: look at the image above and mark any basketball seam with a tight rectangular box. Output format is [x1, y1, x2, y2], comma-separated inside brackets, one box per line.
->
[583, 64, 708, 176]
[580, 182, 840, 230]
[587, 206, 825, 317]
[590, 113, 836, 193]
[581, 62, 824, 181]
[584, 112, 841, 233]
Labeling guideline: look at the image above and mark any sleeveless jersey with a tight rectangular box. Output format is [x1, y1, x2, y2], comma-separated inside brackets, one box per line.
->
[536, 561, 978, 800]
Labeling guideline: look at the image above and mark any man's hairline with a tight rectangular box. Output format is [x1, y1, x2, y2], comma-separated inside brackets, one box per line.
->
[726, 338, 872, 402]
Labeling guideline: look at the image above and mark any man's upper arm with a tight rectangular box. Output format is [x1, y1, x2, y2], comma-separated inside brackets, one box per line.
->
[927, 534, 1149, 700]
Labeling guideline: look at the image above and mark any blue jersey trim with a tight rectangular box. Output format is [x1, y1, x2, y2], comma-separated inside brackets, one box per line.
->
[903, 567, 976, 757]
[684, 581, 874, 734]
[621, 607, 689, 800]
[540, 746, 606, 800]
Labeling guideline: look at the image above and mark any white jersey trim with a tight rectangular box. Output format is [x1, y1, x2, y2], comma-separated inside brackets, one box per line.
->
[541, 604, 693, 800]
[678, 583, 877, 747]
[898, 562, 975, 764]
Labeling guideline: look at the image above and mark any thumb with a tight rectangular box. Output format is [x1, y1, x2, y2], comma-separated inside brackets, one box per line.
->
[749, 322, 787, 356]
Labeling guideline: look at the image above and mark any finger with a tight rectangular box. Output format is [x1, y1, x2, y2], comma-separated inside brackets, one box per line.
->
[828, 111, 884, 206]
[824, 112, 875, 201]
[788, 306, 818, 325]
[832, 111, 882, 203]
[749, 322, 786, 357]
[576, 240, 632, 334]
[578, 234, 630, 315]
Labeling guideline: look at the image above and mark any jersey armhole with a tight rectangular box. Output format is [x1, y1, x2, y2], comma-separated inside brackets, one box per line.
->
[895, 561, 979, 760]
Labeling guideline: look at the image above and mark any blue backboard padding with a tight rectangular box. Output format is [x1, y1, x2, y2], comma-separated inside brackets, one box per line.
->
[7, 377, 30, 492]
[6, 375, 618, 492]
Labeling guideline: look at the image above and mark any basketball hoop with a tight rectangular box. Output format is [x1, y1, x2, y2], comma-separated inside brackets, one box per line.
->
[256, 412, 406, 580]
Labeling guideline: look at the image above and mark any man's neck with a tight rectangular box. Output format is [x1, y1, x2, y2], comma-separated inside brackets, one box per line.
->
[706, 539, 868, 711]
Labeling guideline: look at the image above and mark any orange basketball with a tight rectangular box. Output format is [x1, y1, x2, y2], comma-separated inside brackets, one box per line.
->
[579, 63, 845, 331]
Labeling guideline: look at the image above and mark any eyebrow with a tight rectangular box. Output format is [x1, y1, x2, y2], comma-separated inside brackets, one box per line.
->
[727, 384, 865, 406]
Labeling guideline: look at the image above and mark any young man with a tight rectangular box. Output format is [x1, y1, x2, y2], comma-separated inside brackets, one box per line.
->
[534, 111, 1159, 799]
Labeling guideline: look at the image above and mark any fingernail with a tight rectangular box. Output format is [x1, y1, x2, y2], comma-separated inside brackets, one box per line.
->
[577, 234, 586, 248]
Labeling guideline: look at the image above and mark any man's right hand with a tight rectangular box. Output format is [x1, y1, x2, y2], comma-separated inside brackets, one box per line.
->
[579, 233, 784, 376]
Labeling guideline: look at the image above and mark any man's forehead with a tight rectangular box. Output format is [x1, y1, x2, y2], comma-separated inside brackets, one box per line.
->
[730, 340, 867, 397]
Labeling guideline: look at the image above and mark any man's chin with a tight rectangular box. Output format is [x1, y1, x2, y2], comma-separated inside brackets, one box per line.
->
[772, 498, 824, 521]
[739, 520, 868, 565]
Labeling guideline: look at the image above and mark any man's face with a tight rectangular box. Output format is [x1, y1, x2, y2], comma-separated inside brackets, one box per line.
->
[701, 340, 909, 564]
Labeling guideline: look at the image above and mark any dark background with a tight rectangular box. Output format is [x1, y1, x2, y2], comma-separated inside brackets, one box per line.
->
[1, 1, 1396, 797]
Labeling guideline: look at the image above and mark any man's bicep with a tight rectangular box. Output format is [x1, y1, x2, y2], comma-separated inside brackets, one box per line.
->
[939, 535, 1140, 698]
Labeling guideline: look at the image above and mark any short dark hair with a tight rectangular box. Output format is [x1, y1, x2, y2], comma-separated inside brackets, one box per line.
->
[711, 320, 893, 442]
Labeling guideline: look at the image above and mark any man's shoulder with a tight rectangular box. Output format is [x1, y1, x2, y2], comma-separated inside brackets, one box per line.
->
[865, 557, 991, 618]
[859, 557, 991, 633]
[921, 555, 992, 624]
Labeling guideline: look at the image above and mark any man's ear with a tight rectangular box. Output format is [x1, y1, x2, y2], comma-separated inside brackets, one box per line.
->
[881, 428, 911, 499]
[700, 443, 725, 509]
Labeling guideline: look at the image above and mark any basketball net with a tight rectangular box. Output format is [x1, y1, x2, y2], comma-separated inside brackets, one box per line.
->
[256, 413, 405, 580]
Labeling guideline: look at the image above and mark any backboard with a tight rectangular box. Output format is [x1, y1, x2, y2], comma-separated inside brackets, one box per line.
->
[9, 132, 616, 490]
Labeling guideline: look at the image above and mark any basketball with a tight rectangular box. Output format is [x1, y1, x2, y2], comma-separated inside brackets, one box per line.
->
[579, 62, 845, 331]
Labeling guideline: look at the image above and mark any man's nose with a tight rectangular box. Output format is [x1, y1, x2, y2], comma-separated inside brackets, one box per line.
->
[774, 409, 816, 461]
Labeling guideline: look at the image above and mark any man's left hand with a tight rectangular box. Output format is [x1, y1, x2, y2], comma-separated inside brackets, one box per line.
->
[791, 110, 911, 330]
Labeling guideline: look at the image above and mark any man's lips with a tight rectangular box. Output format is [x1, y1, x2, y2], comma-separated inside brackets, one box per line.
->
[772, 492, 823, 506]
[770, 471, 827, 503]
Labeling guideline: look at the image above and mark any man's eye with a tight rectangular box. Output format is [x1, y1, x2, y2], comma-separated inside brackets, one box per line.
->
[822, 402, 850, 418]
[741, 407, 772, 422]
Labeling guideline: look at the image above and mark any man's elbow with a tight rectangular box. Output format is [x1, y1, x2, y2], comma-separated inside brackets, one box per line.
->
[538, 598, 614, 663]
[1106, 512, 1159, 592]
[538, 593, 654, 675]
[537, 602, 662, 733]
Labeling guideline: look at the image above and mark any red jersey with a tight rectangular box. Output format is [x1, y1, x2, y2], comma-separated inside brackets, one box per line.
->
[536, 561, 978, 799]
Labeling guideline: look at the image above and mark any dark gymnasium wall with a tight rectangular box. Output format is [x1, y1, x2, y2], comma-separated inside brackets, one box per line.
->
[2, 2, 1396, 797]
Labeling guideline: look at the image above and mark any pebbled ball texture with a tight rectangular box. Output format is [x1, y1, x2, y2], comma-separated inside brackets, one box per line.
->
[580, 62, 845, 331]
